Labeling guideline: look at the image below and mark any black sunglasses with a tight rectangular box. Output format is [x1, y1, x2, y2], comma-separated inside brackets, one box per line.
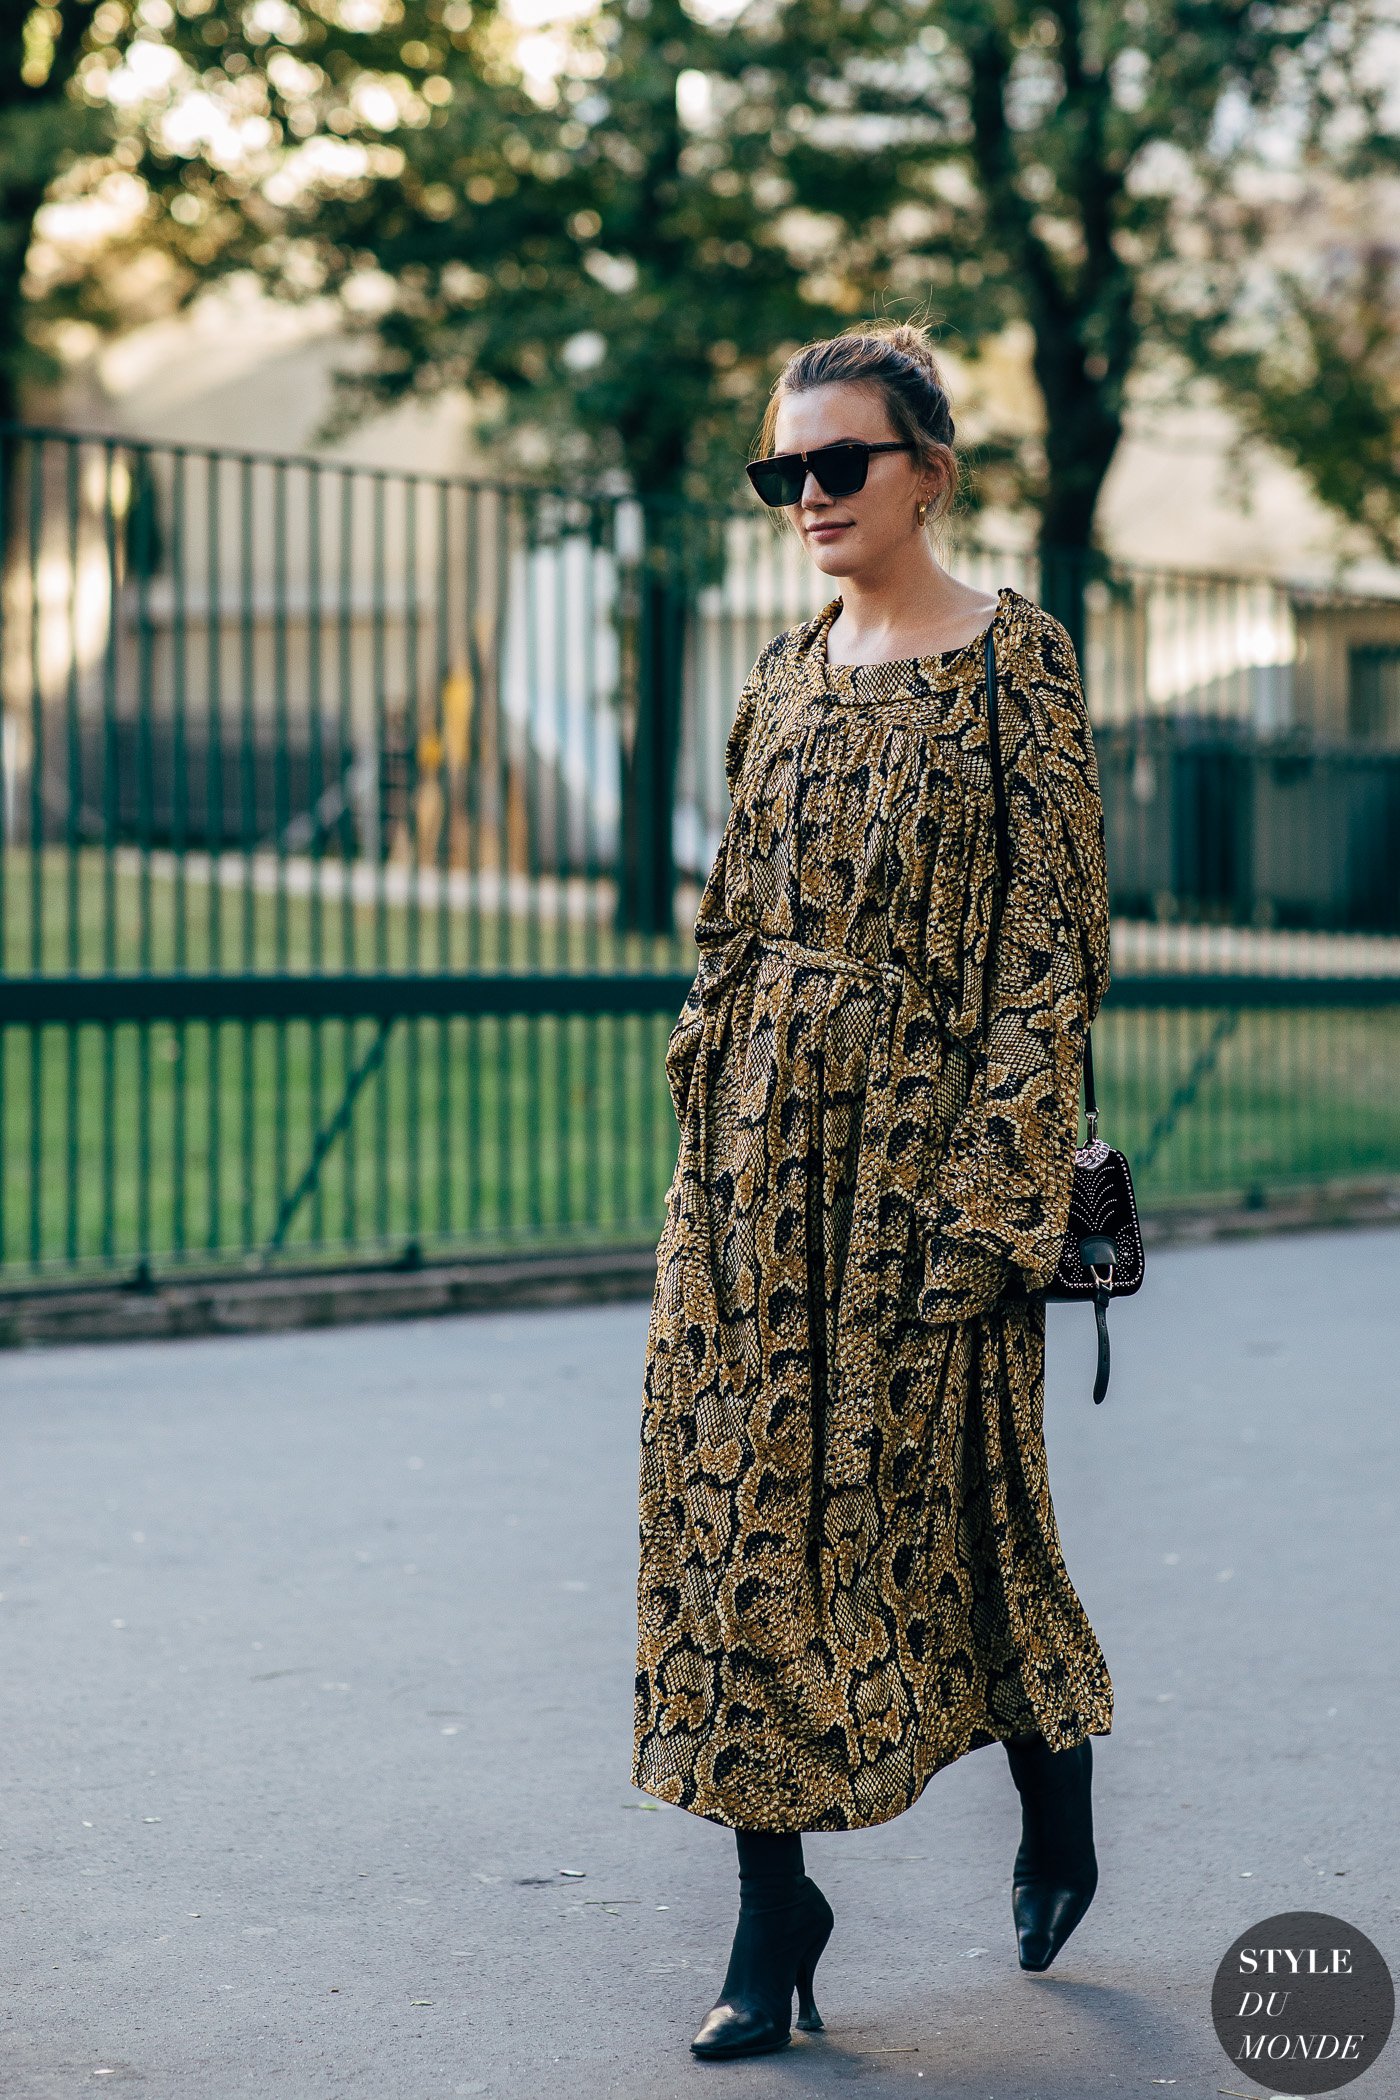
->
[745, 440, 914, 508]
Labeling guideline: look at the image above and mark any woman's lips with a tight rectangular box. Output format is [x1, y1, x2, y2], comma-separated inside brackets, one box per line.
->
[808, 523, 851, 539]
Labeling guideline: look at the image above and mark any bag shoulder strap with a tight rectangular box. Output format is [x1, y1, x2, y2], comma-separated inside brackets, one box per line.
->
[984, 626, 1012, 885]
[984, 626, 1095, 1133]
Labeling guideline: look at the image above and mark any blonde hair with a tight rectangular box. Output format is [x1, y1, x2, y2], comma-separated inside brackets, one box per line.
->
[752, 317, 959, 533]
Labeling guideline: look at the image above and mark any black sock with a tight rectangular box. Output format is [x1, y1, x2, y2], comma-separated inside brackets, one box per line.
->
[734, 1827, 805, 1911]
[1006, 1735, 1095, 1880]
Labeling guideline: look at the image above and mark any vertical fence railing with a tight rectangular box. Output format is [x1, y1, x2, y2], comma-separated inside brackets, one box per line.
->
[1, 424, 1399, 1284]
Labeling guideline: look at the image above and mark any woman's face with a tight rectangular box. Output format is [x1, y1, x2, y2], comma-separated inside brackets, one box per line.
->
[770, 379, 937, 579]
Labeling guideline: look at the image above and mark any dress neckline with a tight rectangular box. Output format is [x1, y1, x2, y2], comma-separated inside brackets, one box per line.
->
[813, 585, 1012, 683]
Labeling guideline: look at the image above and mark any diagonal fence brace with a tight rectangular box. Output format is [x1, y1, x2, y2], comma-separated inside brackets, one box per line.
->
[1136, 1007, 1242, 1173]
[263, 1016, 397, 1257]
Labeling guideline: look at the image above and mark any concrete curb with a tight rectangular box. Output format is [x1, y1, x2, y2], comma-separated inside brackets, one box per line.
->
[2, 1184, 1398, 1349]
[0, 1245, 661, 1350]
[1139, 1180, 1400, 1246]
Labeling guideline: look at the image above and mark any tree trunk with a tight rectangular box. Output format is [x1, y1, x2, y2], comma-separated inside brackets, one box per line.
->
[609, 5, 693, 939]
[615, 508, 688, 939]
[962, 14, 1135, 669]
[1032, 351, 1123, 666]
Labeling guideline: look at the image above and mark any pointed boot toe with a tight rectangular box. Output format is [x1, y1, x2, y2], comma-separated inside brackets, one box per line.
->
[1012, 1866, 1098, 1971]
[690, 2000, 793, 2059]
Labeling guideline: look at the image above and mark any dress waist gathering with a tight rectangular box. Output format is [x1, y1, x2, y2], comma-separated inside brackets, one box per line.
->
[741, 927, 907, 995]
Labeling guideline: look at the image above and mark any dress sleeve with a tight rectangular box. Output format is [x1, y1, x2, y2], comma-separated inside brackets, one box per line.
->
[663, 637, 777, 1124]
[915, 612, 1111, 1321]
[723, 635, 779, 797]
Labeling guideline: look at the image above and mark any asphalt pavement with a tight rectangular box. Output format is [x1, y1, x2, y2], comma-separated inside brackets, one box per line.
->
[3, 1227, 1399, 2100]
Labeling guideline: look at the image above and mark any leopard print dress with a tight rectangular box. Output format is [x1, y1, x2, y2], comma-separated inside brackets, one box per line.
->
[632, 585, 1113, 1834]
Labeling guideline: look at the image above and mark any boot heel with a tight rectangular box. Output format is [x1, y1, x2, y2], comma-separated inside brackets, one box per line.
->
[794, 1893, 833, 2031]
[794, 1951, 823, 2031]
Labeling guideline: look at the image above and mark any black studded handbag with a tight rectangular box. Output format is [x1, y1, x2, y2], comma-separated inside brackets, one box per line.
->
[984, 628, 1145, 1403]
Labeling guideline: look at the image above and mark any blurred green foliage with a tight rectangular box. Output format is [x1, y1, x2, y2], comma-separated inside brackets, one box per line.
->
[5, 0, 1400, 563]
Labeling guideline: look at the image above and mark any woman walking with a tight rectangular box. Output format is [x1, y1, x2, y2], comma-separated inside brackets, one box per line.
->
[632, 319, 1113, 2058]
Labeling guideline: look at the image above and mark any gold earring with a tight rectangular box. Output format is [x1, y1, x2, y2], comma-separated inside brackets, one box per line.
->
[916, 499, 930, 528]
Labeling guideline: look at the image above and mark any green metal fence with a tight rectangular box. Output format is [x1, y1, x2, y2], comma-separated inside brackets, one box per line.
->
[2, 424, 1399, 1285]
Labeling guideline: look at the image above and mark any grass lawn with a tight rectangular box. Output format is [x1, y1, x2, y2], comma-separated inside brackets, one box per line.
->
[3, 849, 1398, 1281]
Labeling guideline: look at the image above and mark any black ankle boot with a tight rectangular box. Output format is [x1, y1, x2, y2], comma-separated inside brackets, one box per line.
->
[1004, 1734, 1098, 1972]
[690, 1830, 834, 2059]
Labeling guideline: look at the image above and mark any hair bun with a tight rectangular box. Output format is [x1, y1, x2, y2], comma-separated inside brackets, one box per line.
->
[867, 322, 954, 443]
